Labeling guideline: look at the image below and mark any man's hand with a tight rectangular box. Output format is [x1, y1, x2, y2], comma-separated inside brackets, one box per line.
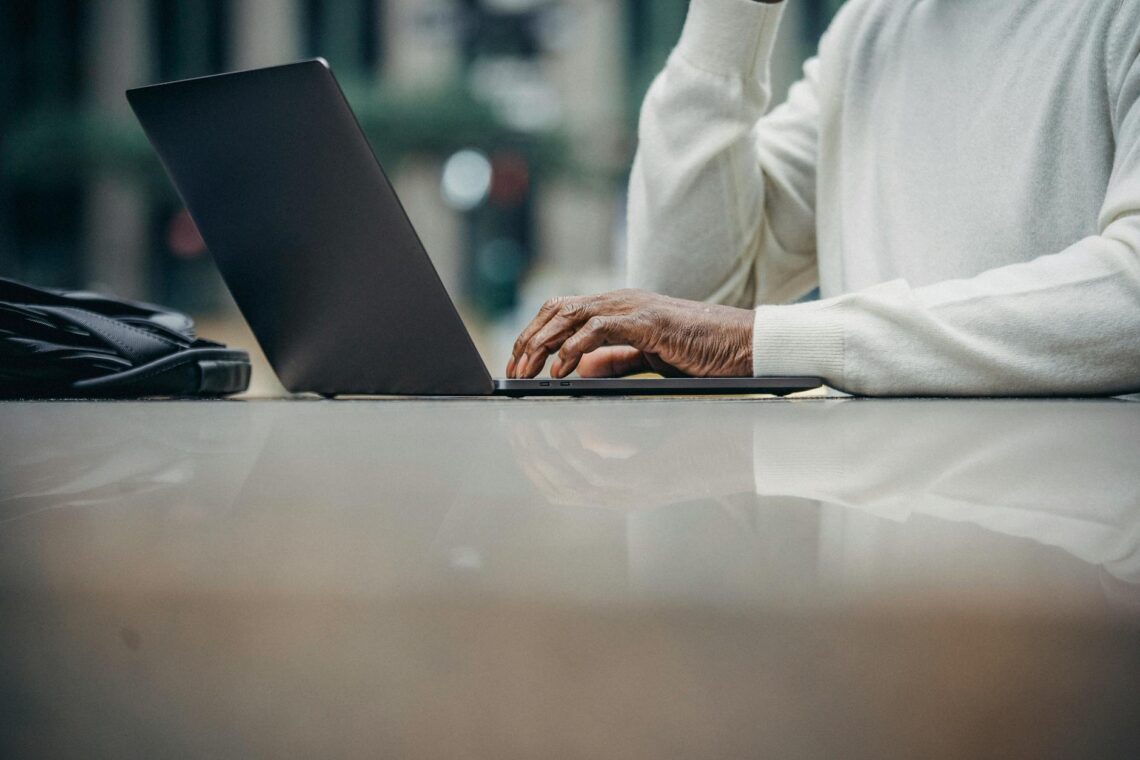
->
[506, 289, 754, 379]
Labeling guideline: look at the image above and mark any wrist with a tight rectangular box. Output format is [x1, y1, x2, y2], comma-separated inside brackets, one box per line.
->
[677, 0, 787, 80]
[741, 322, 755, 376]
[732, 307, 756, 377]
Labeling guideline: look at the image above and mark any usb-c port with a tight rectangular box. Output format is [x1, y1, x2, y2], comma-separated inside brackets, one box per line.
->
[560, 381, 571, 386]
[540, 381, 550, 387]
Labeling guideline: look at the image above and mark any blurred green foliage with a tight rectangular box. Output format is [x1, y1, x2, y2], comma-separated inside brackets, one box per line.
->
[1, 79, 574, 197]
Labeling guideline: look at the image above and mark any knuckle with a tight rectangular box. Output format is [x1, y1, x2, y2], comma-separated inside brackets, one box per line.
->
[541, 297, 563, 313]
[618, 314, 641, 330]
[586, 315, 608, 332]
[560, 299, 586, 318]
[615, 316, 642, 341]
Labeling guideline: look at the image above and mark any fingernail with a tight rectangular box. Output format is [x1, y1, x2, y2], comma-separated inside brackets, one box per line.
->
[506, 356, 516, 375]
[517, 353, 528, 377]
[550, 359, 562, 378]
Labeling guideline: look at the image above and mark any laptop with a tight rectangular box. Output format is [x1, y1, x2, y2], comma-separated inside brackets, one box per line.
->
[126, 59, 821, 398]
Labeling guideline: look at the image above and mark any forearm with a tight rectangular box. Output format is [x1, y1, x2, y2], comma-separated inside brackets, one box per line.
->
[752, 221, 1140, 395]
[627, 0, 788, 306]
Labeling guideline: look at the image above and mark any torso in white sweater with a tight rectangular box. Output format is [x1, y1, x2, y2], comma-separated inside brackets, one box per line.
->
[628, 0, 1140, 395]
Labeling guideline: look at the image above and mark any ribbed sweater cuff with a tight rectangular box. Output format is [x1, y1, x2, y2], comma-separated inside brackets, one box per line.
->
[677, 0, 786, 79]
[753, 303, 846, 385]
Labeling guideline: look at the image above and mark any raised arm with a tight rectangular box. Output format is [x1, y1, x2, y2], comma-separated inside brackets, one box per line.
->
[627, 0, 819, 308]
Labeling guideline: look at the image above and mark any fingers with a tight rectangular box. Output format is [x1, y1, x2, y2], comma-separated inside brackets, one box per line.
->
[570, 346, 650, 378]
[515, 299, 595, 378]
[507, 289, 648, 378]
[509, 296, 595, 377]
[551, 315, 642, 378]
[508, 296, 567, 377]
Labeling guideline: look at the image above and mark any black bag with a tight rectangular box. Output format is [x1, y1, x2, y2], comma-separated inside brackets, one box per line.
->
[0, 277, 251, 398]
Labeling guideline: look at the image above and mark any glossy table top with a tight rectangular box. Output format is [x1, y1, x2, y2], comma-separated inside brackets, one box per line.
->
[2, 397, 1139, 758]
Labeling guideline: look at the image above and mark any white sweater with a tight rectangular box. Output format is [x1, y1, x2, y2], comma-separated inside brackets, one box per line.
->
[627, 0, 1140, 395]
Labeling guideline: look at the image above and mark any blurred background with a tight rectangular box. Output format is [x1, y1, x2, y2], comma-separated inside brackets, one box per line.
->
[0, 0, 841, 394]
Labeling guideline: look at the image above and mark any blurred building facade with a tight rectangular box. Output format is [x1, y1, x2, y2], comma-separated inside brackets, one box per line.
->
[0, 0, 841, 338]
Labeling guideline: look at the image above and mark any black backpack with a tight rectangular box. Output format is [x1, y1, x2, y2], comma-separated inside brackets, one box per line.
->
[0, 277, 250, 398]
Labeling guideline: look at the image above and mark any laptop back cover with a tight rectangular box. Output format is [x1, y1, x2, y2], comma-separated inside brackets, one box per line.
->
[128, 60, 494, 396]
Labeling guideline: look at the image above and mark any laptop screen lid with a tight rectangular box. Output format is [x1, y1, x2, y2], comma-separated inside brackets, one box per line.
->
[127, 59, 495, 396]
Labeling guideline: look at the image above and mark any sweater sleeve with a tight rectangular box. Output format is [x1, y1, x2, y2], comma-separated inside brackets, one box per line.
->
[626, 0, 820, 309]
[753, 16, 1140, 396]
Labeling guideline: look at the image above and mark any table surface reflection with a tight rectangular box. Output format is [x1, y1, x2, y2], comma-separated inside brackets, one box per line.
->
[2, 397, 1138, 758]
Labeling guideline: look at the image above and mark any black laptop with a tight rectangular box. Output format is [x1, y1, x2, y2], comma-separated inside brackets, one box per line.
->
[127, 59, 821, 397]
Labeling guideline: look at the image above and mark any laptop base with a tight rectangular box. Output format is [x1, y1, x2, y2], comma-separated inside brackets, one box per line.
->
[493, 377, 821, 397]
